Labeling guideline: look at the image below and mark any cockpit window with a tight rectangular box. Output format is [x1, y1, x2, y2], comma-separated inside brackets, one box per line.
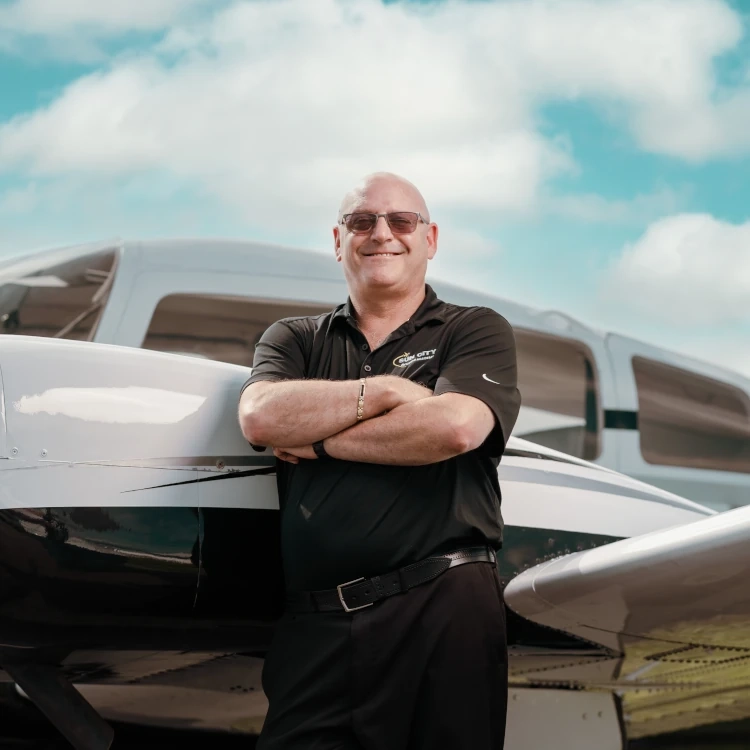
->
[513, 329, 601, 460]
[0, 247, 118, 341]
[142, 293, 331, 367]
[634, 356, 750, 474]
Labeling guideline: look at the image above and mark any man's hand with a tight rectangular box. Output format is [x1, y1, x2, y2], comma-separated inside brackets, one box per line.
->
[274, 445, 316, 464]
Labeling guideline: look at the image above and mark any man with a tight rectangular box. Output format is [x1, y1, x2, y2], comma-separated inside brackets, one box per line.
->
[238, 172, 521, 749]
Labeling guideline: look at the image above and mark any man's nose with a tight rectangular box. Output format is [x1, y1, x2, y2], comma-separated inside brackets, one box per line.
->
[370, 215, 393, 242]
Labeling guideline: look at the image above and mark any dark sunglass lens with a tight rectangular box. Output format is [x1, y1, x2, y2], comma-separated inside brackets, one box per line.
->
[388, 212, 418, 233]
[347, 214, 377, 233]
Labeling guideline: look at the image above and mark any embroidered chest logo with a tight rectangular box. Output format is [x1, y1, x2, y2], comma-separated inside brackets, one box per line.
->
[392, 349, 437, 368]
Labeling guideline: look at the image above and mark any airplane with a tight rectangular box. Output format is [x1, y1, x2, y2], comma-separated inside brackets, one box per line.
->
[1, 238, 748, 513]
[2, 333, 750, 750]
[0, 239, 749, 749]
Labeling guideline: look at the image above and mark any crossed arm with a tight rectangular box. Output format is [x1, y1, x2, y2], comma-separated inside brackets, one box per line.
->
[238, 376, 496, 466]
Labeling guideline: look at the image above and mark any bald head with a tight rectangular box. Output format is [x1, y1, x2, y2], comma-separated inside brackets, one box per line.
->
[333, 171, 438, 295]
[338, 172, 430, 221]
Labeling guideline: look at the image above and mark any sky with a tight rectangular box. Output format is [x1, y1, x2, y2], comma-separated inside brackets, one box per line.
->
[0, 0, 749, 377]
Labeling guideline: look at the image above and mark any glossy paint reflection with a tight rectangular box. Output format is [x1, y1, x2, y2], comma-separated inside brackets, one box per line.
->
[0, 507, 199, 646]
[13, 387, 206, 425]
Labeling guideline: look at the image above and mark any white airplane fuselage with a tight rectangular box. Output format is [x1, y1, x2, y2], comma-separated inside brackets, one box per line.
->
[2, 238, 748, 512]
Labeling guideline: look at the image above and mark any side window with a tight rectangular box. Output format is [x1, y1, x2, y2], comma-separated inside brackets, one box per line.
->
[0, 249, 117, 341]
[141, 294, 331, 367]
[513, 329, 600, 460]
[633, 356, 750, 473]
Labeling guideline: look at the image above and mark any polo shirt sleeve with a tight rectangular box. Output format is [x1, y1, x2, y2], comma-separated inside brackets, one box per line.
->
[240, 319, 308, 396]
[433, 308, 521, 456]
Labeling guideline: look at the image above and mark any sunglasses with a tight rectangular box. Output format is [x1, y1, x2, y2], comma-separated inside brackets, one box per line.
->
[340, 212, 429, 235]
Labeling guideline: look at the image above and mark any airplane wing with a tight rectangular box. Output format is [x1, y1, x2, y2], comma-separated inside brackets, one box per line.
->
[504, 505, 750, 740]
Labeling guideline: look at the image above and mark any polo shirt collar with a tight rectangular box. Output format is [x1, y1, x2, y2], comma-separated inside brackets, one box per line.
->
[330, 284, 447, 332]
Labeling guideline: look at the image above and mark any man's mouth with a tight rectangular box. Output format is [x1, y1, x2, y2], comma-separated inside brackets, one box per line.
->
[362, 252, 402, 257]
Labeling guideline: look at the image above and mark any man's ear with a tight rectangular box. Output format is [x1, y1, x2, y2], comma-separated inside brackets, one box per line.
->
[427, 223, 438, 261]
[333, 225, 342, 262]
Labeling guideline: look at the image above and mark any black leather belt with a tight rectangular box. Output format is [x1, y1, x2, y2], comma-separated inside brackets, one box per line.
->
[285, 546, 496, 614]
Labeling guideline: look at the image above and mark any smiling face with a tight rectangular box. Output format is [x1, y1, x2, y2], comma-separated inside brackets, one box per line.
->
[333, 173, 438, 299]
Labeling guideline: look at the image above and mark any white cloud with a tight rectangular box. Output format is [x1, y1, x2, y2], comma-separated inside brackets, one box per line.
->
[0, 0, 214, 61]
[545, 187, 687, 224]
[0, 0, 574, 225]
[0, 0, 747, 236]
[490, 0, 749, 160]
[633, 88, 750, 162]
[605, 213, 750, 326]
[0, 0, 209, 36]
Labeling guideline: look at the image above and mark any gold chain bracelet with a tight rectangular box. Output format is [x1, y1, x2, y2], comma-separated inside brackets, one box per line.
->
[356, 377, 367, 421]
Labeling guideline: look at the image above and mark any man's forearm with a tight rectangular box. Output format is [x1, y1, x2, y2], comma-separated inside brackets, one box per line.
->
[324, 398, 465, 466]
[239, 377, 399, 447]
[240, 375, 434, 448]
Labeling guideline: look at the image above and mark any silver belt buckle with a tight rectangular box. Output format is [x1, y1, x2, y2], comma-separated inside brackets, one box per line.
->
[336, 577, 373, 612]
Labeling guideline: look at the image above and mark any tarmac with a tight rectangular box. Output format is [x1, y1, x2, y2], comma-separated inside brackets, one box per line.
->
[3, 717, 750, 749]
[2, 698, 749, 748]
[0, 716, 258, 750]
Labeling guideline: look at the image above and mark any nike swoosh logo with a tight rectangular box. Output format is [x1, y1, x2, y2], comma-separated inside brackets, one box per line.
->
[483, 374, 500, 384]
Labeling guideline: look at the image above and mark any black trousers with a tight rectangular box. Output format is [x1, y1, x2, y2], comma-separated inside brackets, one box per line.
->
[257, 561, 508, 750]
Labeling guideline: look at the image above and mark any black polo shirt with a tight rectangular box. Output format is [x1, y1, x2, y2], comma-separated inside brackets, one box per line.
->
[242, 284, 521, 591]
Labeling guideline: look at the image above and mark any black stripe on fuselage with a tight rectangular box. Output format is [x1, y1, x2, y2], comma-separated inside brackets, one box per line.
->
[604, 410, 638, 430]
[123, 466, 276, 493]
[73, 455, 275, 469]
[118, 453, 703, 517]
